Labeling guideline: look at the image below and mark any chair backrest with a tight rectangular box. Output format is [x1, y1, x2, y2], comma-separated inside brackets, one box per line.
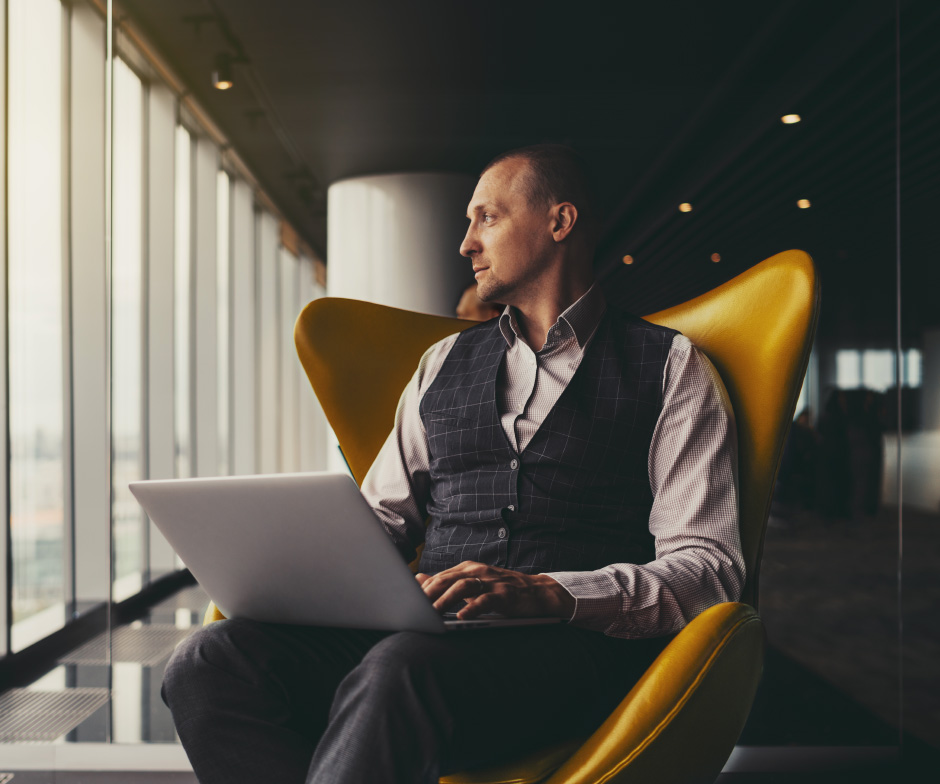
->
[295, 249, 819, 609]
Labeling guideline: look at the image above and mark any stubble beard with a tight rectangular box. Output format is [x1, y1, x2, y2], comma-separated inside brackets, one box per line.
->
[476, 270, 511, 304]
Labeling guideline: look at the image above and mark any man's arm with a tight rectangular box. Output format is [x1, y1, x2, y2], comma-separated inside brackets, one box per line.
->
[421, 335, 744, 638]
[359, 334, 460, 563]
[543, 335, 744, 638]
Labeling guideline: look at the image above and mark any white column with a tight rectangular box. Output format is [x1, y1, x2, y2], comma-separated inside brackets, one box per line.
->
[193, 137, 219, 477]
[230, 180, 257, 474]
[145, 83, 178, 576]
[69, 3, 109, 606]
[327, 173, 475, 316]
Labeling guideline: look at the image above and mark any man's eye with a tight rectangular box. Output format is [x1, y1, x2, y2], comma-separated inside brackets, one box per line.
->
[483, 213, 495, 224]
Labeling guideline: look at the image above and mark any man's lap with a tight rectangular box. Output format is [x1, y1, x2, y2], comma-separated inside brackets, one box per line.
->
[165, 618, 667, 773]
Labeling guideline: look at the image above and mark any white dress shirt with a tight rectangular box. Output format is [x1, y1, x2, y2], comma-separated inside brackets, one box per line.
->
[360, 285, 745, 639]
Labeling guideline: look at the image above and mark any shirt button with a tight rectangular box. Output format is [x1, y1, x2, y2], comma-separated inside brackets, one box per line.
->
[510, 459, 519, 469]
[497, 527, 507, 539]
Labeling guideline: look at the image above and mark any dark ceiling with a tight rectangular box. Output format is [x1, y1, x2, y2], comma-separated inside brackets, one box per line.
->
[119, 0, 939, 339]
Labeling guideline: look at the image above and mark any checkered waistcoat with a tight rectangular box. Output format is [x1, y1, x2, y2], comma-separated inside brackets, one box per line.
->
[417, 309, 679, 575]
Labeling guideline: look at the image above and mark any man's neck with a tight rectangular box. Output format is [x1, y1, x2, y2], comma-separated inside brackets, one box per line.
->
[513, 277, 594, 351]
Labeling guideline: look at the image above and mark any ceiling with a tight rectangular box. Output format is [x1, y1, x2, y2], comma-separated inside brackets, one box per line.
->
[119, 0, 939, 339]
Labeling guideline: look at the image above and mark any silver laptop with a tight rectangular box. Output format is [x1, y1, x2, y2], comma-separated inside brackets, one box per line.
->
[129, 472, 560, 634]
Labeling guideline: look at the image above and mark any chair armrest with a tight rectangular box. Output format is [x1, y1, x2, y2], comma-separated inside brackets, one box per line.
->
[203, 601, 227, 625]
[543, 602, 764, 784]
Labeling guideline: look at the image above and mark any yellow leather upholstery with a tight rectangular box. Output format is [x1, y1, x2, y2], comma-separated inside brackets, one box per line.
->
[206, 249, 818, 784]
[645, 250, 818, 608]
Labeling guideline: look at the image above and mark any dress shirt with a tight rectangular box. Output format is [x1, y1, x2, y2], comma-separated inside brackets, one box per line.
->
[360, 285, 745, 639]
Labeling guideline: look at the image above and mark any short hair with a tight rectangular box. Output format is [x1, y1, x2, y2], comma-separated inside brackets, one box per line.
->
[481, 143, 598, 244]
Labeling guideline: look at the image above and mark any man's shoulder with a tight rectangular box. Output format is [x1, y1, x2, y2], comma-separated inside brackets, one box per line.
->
[415, 319, 501, 395]
[603, 306, 683, 344]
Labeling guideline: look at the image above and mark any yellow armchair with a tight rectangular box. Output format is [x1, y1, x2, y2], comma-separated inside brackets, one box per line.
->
[207, 249, 819, 783]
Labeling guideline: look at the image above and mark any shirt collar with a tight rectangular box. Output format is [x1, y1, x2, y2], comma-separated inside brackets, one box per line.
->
[497, 283, 606, 350]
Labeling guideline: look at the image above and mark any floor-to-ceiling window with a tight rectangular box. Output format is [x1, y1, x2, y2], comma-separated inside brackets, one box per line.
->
[217, 170, 232, 476]
[174, 125, 193, 480]
[112, 56, 146, 602]
[7, 0, 68, 652]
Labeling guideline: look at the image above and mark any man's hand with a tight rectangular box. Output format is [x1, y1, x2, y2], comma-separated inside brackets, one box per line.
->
[415, 561, 575, 620]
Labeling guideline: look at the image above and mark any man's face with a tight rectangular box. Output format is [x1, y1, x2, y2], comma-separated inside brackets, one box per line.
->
[459, 158, 553, 305]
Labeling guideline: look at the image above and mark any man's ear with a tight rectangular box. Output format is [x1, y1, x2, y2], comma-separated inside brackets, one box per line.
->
[551, 202, 578, 243]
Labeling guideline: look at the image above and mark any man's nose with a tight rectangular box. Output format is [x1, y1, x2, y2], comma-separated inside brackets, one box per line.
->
[459, 226, 479, 258]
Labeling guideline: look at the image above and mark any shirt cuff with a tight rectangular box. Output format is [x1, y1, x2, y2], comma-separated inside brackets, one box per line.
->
[542, 570, 623, 628]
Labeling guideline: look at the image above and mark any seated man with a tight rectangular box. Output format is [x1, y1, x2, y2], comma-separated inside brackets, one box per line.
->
[162, 143, 744, 784]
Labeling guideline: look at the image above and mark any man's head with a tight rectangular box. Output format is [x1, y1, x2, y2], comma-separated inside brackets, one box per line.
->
[459, 144, 597, 307]
[456, 282, 503, 321]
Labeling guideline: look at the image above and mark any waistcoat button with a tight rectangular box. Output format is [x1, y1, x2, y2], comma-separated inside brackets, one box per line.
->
[510, 458, 519, 469]
[497, 527, 507, 539]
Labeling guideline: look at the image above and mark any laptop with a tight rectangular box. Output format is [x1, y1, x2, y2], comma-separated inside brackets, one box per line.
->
[129, 472, 561, 634]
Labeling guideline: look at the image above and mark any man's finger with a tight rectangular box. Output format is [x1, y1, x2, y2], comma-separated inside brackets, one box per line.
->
[431, 577, 486, 612]
[419, 563, 487, 601]
[456, 591, 500, 619]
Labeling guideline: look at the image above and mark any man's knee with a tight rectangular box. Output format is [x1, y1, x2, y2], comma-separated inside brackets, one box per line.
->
[162, 619, 264, 708]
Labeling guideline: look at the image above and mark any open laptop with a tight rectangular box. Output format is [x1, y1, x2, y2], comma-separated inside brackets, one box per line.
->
[129, 472, 561, 634]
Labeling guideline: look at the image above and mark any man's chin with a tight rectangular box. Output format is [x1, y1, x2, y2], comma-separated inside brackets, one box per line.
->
[477, 279, 508, 304]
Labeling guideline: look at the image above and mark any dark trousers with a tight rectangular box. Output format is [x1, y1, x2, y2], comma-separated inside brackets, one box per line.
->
[161, 619, 666, 784]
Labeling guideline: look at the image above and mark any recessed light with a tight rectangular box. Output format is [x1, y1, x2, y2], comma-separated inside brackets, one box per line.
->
[797, 199, 811, 209]
[212, 53, 234, 90]
[679, 203, 693, 213]
[710, 253, 721, 263]
[781, 114, 802, 124]
[622, 255, 635, 265]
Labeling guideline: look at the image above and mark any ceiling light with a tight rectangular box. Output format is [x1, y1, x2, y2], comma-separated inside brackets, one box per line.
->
[710, 253, 721, 263]
[797, 199, 811, 209]
[678, 203, 693, 213]
[622, 255, 634, 265]
[781, 114, 802, 124]
[212, 53, 234, 90]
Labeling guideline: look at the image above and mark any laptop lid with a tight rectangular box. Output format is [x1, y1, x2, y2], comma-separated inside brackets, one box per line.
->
[130, 472, 449, 634]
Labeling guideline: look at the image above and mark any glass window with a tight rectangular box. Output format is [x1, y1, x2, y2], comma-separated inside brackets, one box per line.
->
[217, 170, 231, 475]
[112, 57, 145, 602]
[7, 0, 67, 651]
[174, 126, 193, 478]
[862, 350, 895, 394]
[905, 349, 922, 388]
[836, 349, 862, 390]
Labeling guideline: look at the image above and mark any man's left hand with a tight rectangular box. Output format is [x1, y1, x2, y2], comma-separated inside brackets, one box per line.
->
[415, 561, 575, 620]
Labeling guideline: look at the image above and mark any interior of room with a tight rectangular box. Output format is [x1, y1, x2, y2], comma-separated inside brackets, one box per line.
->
[0, 0, 937, 781]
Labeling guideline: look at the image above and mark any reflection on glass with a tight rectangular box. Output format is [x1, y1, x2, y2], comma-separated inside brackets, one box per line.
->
[7, 0, 66, 651]
[217, 170, 231, 475]
[112, 58, 145, 602]
[175, 126, 192, 478]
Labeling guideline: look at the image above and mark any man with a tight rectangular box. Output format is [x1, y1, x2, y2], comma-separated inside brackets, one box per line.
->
[162, 144, 744, 784]
[455, 281, 502, 321]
